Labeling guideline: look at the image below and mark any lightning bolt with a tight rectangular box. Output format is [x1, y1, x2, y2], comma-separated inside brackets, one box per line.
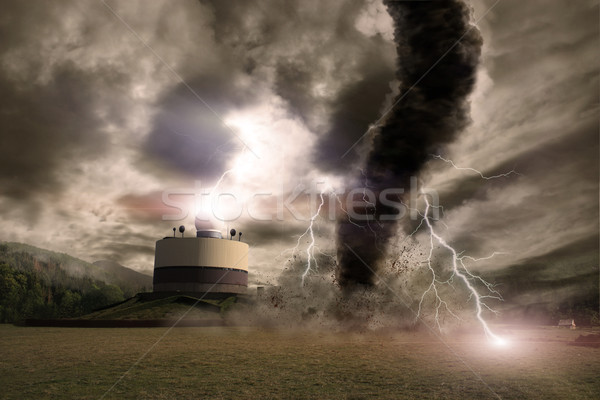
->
[285, 156, 514, 345]
[197, 147, 253, 222]
[194, 169, 233, 220]
[289, 173, 390, 286]
[209, 147, 252, 195]
[210, 169, 232, 194]
[431, 154, 520, 179]
[402, 156, 518, 345]
[278, 185, 326, 287]
[287, 169, 396, 287]
[414, 196, 506, 344]
[281, 182, 357, 287]
[299, 191, 326, 286]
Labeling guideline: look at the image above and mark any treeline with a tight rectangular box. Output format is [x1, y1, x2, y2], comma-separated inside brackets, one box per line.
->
[0, 263, 125, 323]
[0, 243, 149, 297]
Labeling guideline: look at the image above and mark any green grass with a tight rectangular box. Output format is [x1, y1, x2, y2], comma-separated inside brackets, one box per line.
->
[0, 324, 598, 399]
[81, 295, 226, 320]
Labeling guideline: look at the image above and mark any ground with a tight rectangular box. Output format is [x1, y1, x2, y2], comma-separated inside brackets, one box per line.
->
[0, 324, 598, 399]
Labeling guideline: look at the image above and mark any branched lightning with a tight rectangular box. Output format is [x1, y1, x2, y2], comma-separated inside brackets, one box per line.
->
[298, 191, 326, 286]
[281, 154, 515, 345]
[432, 154, 520, 179]
[286, 173, 388, 287]
[413, 197, 505, 343]
[281, 179, 374, 287]
[278, 185, 328, 287]
[399, 157, 519, 345]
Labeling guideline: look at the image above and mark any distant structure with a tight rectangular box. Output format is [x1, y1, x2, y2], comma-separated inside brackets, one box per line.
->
[152, 218, 248, 296]
[558, 319, 576, 329]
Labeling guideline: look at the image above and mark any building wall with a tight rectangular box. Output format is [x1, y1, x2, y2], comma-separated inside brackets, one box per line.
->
[153, 237, 248, 294]
[154, 237, 248, 270]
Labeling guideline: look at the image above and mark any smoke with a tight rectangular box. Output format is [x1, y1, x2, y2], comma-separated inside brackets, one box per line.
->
[226, 240, 476, 332]
[336, 0, 483, 288]
[227, 254, 420, 332]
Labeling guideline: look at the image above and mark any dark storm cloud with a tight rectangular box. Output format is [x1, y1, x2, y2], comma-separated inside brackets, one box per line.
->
[480, 0, 598, 86]
[433, 119, 598, 213]
[311, 43, 396, 172]
[337, 0, 482, 288]
[0, 62, 118, 199]
[143, 0, 396, 178]
[203, 0, 365, 52]
[141, 0, 274, 180]
[268, 5, 396, 172]
[0, 0, 139, 224]
[0, 1, 63, 54]
[144, 77, 245, 181]
[487, 235, 599, 312]
[236, 220, 327, 246]
[272, 62, 315, 125]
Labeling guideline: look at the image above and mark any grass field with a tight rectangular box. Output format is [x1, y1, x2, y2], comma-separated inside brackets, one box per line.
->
[0, 324, 598, 399]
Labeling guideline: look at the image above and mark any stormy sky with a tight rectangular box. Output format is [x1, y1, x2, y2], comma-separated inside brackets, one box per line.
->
[0, 0, 597, 311]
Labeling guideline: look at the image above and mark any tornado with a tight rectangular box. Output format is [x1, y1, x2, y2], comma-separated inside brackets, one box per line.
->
[336, 0, 483, 288]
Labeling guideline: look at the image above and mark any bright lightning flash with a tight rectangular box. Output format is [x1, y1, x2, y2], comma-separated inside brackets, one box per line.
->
[195, 147, 254, 224]
[416, 196, 507, 345]
[282, 182, 352, 287]
[405, 154, 519, 345]
[285, 154, 514, 347]
[431, 154, 520, 179]
[299, 191, 326, 285]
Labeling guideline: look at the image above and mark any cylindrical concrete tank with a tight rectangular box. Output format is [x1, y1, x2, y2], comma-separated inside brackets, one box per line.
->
[153, 231, 248, 295]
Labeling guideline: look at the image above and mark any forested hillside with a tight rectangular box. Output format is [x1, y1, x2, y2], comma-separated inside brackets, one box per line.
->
[0, 242, 152, 322]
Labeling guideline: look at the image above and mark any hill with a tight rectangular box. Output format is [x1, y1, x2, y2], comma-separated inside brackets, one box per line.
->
[0, 242, 151, 295]
[0, 242, 153, 322]
[92, 260, 153, 295]
[82, 293, 227, 320]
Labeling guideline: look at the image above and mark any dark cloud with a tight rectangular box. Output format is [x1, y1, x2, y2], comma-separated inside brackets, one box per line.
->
[0, 0, 140, 225]
[420, 117, 599, 253]
[140, 0, 397, 181]
[273, 62, 315, 124]
[311, 43, 396, 172]
[0, 1, 63, 55]
[236, 220, 329, 247]
[196, 0, 397, 173]
[0, 61, 119, 199]
[481, 0, 598, 86]
[457, 122, 595, 198]
[268, 13, 396, 172]
[488, 234, 599, 308]
[143, 78, 243, 181]
[203, 0, 365, 52]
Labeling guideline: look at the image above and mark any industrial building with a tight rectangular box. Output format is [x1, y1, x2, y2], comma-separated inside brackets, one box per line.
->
[152, 219, 248, 296]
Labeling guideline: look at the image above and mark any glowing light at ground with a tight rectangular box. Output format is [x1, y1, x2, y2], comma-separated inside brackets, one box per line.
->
[491, 336, 510, 347]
